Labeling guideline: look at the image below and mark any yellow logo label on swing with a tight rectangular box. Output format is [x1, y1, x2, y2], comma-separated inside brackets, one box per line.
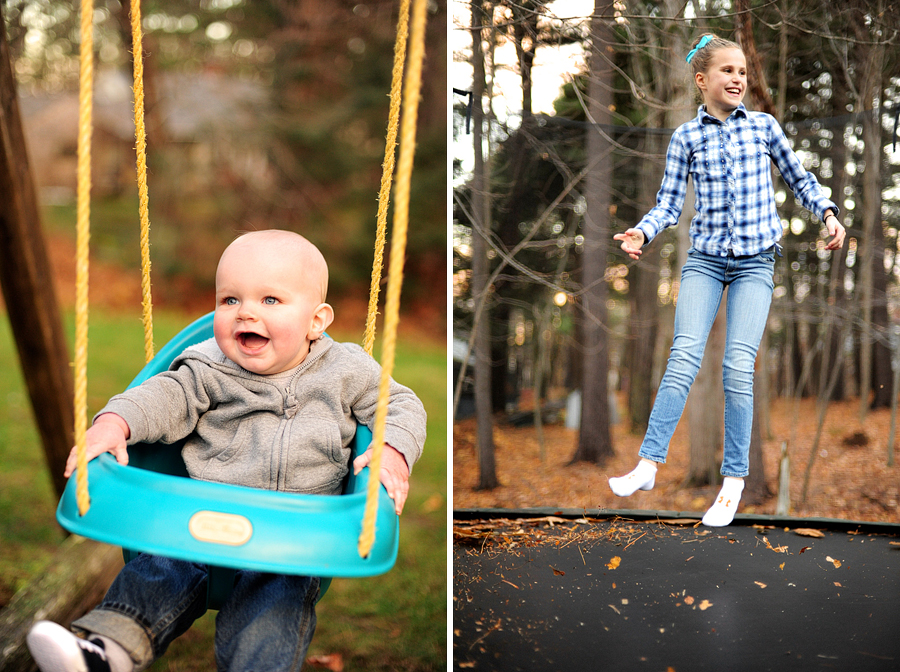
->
[189, 511, 253, 546]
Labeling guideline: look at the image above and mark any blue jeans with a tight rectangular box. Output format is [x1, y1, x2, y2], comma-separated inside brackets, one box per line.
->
[72, 554, 319, 671]
[638, 247, 775, 478]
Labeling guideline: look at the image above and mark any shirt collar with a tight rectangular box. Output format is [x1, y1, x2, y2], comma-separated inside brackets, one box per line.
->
[697, 103, 748, 124]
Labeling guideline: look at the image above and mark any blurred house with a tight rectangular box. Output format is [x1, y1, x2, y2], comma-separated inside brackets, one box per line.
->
[18, 68, 274, 204]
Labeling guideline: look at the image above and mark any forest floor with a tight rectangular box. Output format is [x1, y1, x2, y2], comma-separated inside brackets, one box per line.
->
[453, 391, 900, 524]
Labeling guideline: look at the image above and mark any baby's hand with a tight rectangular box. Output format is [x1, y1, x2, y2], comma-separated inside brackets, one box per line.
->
[353, 443, 410, 515]
[613, 228, 646, 260]
[64, 413, 131, 478]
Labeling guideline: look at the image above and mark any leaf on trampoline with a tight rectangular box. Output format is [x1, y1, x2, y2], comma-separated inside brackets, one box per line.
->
[698, 599, 713, 610]
[826, 555, 842, 568]
[889, 541, 900, 547]
[606, 556, 621, 570]
[793, 528, 825, 538]
[684, 595, 695, 605]
[550, 566, 565, 576]
[762, 536, 789, 553]
[754, 581, 767, 588]
[834, 582, 842, 587]
[656, 518, 700, 525]
[799, 546, 811, 554]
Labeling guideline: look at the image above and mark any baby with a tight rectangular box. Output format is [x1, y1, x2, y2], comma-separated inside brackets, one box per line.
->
[28, 229, 427, 672]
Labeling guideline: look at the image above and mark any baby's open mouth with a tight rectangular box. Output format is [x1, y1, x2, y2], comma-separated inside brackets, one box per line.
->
[238, 332, 269, 349]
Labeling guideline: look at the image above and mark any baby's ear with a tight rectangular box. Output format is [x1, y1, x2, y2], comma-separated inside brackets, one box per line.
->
[308, 302, 335, 340]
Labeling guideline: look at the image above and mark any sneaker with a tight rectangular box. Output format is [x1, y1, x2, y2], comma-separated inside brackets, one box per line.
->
[26, 621, 112, 672]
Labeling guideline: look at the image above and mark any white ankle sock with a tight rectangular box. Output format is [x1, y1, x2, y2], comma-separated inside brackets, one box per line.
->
[609, 460, 657, 497]
[702, 477, 745, 527]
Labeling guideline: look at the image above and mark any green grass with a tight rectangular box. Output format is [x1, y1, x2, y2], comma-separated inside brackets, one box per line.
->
[0, 309, 447, 670]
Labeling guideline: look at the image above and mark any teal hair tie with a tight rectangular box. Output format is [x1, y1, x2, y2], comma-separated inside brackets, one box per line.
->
[686, 35, 713, 64]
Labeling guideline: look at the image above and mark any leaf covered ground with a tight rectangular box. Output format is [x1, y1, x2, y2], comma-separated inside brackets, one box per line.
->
[453, 394, 899, 524]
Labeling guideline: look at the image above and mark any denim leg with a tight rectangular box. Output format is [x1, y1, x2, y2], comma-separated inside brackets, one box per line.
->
[638, 252, 725, 464]
[720, 252, 774, 477]
[214, 571, 320, 672]
[72, 555, 209, 670]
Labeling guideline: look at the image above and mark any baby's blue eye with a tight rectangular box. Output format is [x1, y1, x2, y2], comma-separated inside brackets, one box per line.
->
[224, 297, 239, 306]
[264, 297, 278, 305]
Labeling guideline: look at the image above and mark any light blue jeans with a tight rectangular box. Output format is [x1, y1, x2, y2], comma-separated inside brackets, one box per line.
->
[73, 554, 319, 672]
[638, 246, 775, 478]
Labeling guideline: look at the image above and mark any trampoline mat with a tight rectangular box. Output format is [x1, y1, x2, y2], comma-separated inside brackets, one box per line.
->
[453, 512, 900, 671]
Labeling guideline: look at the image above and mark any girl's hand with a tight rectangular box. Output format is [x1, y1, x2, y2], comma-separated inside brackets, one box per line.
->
[353, 443, 410, 515]
[64, 413, 130, 478]
[614, 228, 646, 260]
[824, 215, 845, 251]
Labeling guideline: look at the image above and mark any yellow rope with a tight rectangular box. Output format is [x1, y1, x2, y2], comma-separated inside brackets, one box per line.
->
[358, 0, 427, 558]
[363, 0, 410, 357]
[131, 0, 154, 363]
[74, 0, 94, 517]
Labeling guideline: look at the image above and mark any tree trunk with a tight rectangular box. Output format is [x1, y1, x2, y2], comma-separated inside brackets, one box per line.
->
[572, 1, 614, 464]
[0, 7, 75, 498]
[855, 9, 886, 419]
[470, 0, 497, 489]
[744, 369, 772, 505]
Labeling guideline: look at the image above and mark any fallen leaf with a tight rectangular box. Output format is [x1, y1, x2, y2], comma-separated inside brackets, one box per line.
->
[608, 604, 621, 615]
[834, 582, 842, 587]
[755, 581, 767, 589]
[793, 528, 825, 538]
[550, 566, 565, 577]
[606, 556, 621, 570]
[826, 556, 842, 569]
[799, 546, 811, 555]
[762, 537, 789, 553]
[459, 663, 476, 669]
[684, 595, 695, 605]
[779, 563, 785, 570]
[698, 599, 713, 610]
[889, 541, 900, 547]
[657, 518, 701, 526]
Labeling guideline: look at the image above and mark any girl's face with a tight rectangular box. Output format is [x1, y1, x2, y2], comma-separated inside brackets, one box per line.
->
[695, 47, 747, 121]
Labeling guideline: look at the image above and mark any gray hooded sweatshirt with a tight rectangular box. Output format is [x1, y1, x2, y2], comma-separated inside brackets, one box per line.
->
[99, 336, 426, 495]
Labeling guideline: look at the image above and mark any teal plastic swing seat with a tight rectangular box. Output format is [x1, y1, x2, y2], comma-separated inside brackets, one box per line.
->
[57, 312, 399, 605]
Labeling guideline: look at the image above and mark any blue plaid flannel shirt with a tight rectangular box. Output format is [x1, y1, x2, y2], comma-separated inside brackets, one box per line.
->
[636, 104, 838, 257]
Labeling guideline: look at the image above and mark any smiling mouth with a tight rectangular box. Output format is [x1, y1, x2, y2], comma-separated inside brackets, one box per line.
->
[726, 87, 741, 96]
[238, 332, 269, 350]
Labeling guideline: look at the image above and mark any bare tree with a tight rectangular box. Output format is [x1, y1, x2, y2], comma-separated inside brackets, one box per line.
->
[571, 0, 615, 464]
[471, 0, 498, 489]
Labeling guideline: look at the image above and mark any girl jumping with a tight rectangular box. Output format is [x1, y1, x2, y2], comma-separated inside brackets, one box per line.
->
[609, 34, 845, 526]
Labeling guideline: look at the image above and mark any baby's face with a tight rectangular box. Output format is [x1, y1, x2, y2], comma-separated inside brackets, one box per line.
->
[213, 233, 332, 375]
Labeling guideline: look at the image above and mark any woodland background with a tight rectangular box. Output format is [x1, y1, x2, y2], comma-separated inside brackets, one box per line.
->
[5, 0, 447, 315]
[452, 0, 900, 519]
